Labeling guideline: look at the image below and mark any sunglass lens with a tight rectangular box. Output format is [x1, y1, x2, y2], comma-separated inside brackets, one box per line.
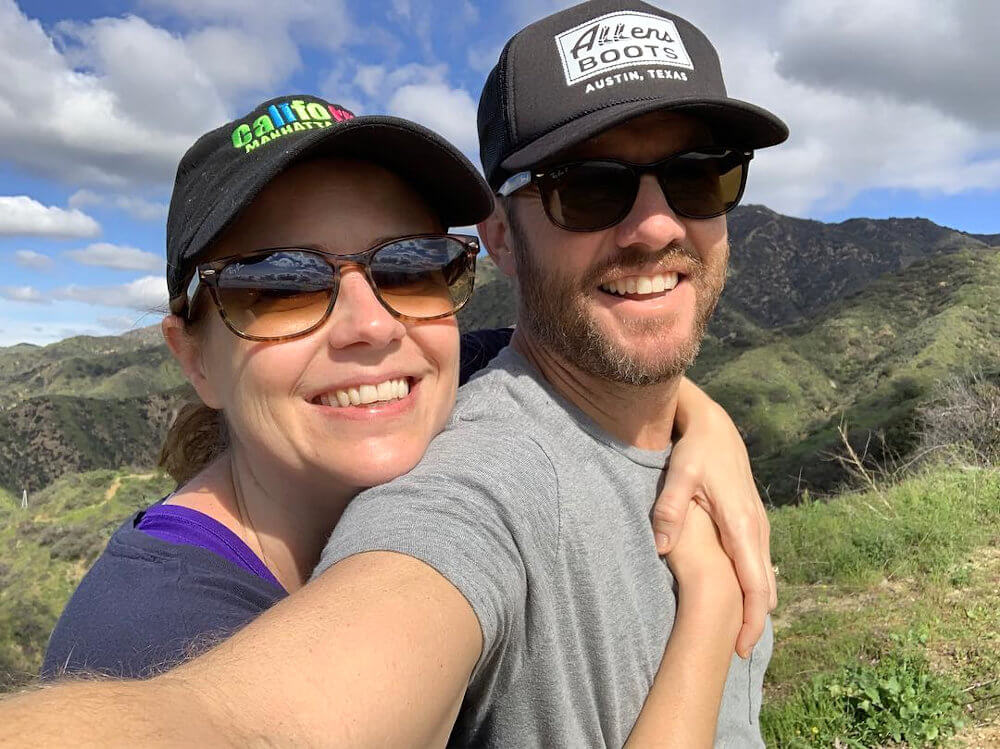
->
[371, 237, 475, 319]
[216, 251, 335, 338]
[659, 150, 746, 219]
[544, 161, 636, 230]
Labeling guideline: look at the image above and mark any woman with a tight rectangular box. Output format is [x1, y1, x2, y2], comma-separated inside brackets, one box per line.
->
[40, 95, 751, 740]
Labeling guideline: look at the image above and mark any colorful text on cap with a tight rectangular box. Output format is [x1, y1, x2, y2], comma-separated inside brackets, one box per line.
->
[231, 99, 355, 154]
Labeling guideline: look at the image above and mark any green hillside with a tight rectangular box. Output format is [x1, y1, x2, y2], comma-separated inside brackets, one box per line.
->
[0, 470, 175, 689]
[0, 328, 183, 406]
[0, 389, 189, 494]
[691, 248, 999, 499]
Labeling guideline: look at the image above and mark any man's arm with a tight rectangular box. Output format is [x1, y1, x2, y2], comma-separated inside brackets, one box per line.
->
[653, 375, 776, 657]
[0, 551, 482, 747]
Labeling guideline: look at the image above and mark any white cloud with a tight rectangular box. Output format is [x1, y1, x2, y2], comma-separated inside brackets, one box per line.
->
[67, 189, 102, 210]
[54, 275, 169, 311]
[0, 0, 351, 188]
[390, 0, 411, 20]
[114, 196, 170, 222]
[97, 314, 143, 332]
[334, 62, 481, 157]
[183, 25, 301, 97]
[68, 189, 169, 221]
[354, 65, 389, 98]
[64, 243, 163, 272]
[775, 0, 1000, 131]
[139, 0, 354, 49]
[388, 83, 480, 156]
[0, 2, 223, 186]
[0, 285, 49, 304]
[0, 196, 101, 238]
[13, 250, 54, 270]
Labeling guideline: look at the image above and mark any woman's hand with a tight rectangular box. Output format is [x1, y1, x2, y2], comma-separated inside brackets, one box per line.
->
[665, 501, 741, 600]
[654, 377, 776, 658]
[626, 502, 743, 748]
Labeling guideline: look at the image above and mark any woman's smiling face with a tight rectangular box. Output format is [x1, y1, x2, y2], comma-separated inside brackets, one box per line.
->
[180, 158, 460, 495]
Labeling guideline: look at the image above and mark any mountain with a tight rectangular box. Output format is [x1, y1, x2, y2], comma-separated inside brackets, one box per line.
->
[1, 206, 995, 502]
[691, 246, 999, 498]
[0, 389, 189, 495]
[721, 205, 987, 329]
[969, 232, 1000, 246]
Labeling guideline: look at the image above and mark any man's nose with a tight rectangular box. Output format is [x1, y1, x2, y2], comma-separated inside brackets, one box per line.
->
[613, 173, 687, 251]
[320, 266, 406, 350]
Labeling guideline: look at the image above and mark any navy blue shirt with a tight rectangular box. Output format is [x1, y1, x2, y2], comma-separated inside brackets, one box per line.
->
[42, 328, 513, 679]
[42, 510, 286, 679]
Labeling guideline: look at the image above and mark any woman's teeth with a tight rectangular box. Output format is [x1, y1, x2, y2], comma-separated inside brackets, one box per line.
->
[317, 378, 410, 408]
[600, 272, 680, 296]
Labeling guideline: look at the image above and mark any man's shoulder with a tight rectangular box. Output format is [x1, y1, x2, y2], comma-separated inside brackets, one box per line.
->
[451, 347, 560, 434]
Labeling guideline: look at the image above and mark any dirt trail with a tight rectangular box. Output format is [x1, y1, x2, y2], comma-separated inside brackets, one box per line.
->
[104, 472, 157, 501]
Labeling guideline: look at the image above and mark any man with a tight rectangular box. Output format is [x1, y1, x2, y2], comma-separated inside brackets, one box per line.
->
[0, 1, 785, 745]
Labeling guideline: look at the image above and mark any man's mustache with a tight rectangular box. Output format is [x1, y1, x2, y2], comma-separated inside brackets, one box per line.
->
[580, 243, 705, 288]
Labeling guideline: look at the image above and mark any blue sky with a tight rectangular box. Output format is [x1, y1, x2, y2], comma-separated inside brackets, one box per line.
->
[1, 0, 998, 346]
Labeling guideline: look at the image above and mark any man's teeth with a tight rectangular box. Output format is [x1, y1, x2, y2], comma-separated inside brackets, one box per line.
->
[600, 272, 679, 296]
[318, 378, 410, 407]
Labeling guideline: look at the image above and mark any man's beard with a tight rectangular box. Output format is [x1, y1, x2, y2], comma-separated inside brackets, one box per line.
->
[508, 213, 727, 387]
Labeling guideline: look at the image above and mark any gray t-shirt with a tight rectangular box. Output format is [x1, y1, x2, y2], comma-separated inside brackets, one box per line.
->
[315, 348, 771, 747]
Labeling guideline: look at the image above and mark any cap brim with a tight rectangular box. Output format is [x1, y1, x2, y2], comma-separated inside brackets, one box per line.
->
[186, 116, 493, 274]
[295, 116, 495, 228]
[497, 97, 788, 187]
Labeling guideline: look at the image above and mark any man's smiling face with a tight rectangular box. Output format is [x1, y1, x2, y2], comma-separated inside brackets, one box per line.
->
[505, 111, 730, 386]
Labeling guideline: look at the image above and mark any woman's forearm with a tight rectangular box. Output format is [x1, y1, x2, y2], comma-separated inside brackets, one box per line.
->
[673, 376, 723, 436]
[625, 583, 743, 748]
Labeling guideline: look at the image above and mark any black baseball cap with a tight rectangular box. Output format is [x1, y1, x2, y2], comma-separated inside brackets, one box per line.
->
[167, 95, 494, 313]
[478, 0, 789, 191]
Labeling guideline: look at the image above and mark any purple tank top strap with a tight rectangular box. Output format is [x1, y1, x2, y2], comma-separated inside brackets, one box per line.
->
[137, 503, 284, 590]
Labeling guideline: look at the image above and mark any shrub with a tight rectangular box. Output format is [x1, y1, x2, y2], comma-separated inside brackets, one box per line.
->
[916, 370, 1000, 467]
[762, 635, 965, 747]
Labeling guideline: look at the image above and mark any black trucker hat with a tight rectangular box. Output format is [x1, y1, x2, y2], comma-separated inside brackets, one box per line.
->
[478, 0, 789, 191]
[167, 94, 494, 312]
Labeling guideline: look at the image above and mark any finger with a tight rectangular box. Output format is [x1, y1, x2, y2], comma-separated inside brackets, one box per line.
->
[760, 507, 777, 611]
[718, 513, 770, 656]
[736, 583, 769, 658]
[747, 485, 777, 612]
[652, 465, 698, 554]
[743, 479, 776, 613]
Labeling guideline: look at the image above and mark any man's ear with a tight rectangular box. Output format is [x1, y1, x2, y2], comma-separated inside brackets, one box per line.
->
[162, 315, 223, 410]
[477, 200, 517, 279]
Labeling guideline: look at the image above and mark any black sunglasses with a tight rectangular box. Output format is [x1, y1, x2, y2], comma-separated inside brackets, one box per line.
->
[180, 234, 479, 341]
[498, 147, 752, 232]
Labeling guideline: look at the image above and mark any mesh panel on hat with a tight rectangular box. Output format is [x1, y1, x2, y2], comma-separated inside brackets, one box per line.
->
[478, 46, 515, 190]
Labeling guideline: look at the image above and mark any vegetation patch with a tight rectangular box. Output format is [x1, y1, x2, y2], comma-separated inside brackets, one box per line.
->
[763, 635, 965, 747]
[763, 464, 1000, 746]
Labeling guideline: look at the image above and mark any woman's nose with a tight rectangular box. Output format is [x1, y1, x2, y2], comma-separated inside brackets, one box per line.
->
[320, 266, 406, 350]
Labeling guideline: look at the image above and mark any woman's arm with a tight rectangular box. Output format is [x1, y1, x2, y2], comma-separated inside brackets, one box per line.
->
[655, 376, 776, 657]
[626, 503, 743, 748]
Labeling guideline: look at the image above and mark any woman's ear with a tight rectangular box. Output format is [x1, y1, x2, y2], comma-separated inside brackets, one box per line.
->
[162, 315, 223, 410]
[477, 200, 517, 279]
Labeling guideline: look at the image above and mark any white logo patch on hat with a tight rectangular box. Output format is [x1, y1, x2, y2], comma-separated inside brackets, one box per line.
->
[555, 11, 693, 86]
